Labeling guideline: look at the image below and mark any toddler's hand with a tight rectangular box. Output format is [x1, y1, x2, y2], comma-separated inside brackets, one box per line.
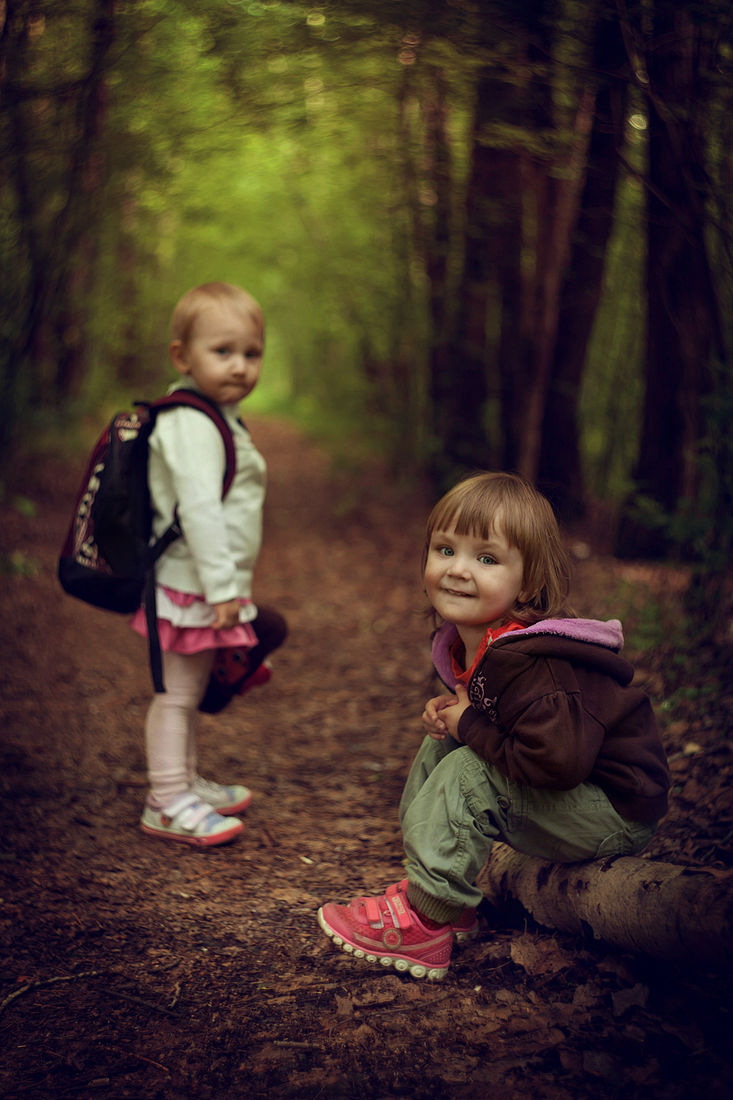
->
[212, 599, 240, 630]
[422, 694, 459, 741]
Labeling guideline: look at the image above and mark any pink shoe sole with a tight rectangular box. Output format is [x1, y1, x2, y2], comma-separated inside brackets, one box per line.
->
[216, 791, 253, 815]
[140, 818, 243, 847]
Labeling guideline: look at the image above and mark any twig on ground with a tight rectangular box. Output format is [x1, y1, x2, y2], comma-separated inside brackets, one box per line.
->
[238, 980, 343, 1008]
[364, 990, 454, 1015]
[1, 972, 178, 1021]
[273, 1040, 321, 1050]
[100, 1044, 171, 1074]
[105, 988, 180, 1017]
[0, 971, 104, 1016]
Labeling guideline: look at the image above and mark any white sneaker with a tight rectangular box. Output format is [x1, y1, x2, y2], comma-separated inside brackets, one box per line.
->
[141, 792, 243, 847]
[190, 775, 253, 815]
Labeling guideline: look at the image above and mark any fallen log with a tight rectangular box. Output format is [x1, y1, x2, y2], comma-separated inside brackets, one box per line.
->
[476, 843, 733, 965]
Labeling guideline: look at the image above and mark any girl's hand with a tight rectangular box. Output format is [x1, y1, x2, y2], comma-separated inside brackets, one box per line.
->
[212, 599, 240, 630]
[422, 694, 459, 740]
[440, 685, 470, 740]
[422, 687, 471, 741]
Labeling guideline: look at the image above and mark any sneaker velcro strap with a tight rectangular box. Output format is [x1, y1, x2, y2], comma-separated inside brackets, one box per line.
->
[161, 792, 215, 832]
[363, 896, 382, 923]
[364, 892, 414, 930]
[388, 892, 415, 929]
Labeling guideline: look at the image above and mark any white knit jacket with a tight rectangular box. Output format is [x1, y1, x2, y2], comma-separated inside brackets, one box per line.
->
[147, 381, 266, 608]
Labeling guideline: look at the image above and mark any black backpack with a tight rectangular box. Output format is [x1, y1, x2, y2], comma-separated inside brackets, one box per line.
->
[58, 389, 236, 693]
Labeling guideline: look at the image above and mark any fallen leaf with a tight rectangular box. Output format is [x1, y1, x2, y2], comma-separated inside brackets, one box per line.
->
[612, 983, 650, 1017]
[510, 934, 574, 977]
[334, 994, 353, 1018]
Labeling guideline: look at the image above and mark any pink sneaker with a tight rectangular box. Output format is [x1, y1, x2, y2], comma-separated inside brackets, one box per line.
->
[317, 889, 452, 980]
[384, 880, 480, 944]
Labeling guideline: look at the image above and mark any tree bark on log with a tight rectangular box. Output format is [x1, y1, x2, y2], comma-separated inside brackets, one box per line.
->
[476, 843, 733, 966]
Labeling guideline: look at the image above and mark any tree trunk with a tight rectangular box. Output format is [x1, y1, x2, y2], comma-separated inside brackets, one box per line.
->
[49, 0, 115, 401]
[515, 5, 592, 485]
[421, 60, 458, 484]
[1, 0, 115, 436]
[422, 62, 452, 348]
[536, 2, 629, 521]
[616, 3, 725, 558]
[430, 66, 499, 484]
[495, 158, 524, 475]
[477, 843, 733, 965]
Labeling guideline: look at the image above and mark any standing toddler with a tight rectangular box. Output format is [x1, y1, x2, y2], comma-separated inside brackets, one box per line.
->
[131, 282, 286, 846]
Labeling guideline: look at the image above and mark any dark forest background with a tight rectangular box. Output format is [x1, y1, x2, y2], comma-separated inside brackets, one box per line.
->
[1, 0, 731, 637]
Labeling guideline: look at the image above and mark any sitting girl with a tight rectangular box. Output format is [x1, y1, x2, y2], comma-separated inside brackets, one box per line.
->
[318, 472, 670, 979]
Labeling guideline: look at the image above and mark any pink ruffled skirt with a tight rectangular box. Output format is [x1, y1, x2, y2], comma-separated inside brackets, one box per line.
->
[130, 587, 258, 655]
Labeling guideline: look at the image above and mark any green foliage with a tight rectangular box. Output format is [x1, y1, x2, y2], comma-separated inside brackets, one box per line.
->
[0, 550, 40, 578]
[76, 1, 426, 440]
[0, 485, 37, 519]
[599, 577, 679, 654]
[1, 0, 730, 533]
[9, 495, 36, 519]
[681, 370, 733, 634]
[615, 357, 733, 642]
[0, 490, 39, 576]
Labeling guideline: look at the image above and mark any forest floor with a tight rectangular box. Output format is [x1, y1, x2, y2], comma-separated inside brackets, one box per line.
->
[1, 416, 732, 1100]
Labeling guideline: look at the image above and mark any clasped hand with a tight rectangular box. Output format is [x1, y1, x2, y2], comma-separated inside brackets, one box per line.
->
[422, 684, 470, 741]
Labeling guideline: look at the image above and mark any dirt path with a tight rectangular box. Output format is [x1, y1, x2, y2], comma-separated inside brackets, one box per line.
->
[1, 418, 731, 1099]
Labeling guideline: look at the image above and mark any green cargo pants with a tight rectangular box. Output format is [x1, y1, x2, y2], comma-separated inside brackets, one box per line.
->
[399, 734, 656, 924]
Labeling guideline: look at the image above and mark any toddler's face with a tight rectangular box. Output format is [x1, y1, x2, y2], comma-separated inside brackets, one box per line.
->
[171, 302, 263, 406]
[424, 523, 525, 632]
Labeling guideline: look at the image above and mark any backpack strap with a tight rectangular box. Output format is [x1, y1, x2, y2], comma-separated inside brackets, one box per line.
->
[141, 389, 239, 694]
[148, 389, 237, 497]
[144, 569, 166, 694]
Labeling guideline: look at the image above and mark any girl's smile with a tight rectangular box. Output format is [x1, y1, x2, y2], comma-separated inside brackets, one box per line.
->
[424, 524, 525, 656]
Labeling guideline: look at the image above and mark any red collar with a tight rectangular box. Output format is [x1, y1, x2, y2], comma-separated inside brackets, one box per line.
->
[450, 620, 524, 684]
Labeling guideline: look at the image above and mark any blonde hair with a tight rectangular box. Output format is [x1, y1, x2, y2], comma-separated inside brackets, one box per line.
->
[170, 282, 264, 345]
[422, 472, 574, 624]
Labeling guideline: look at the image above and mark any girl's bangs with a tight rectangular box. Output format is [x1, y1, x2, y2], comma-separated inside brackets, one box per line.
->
[429, 487, 505, 541]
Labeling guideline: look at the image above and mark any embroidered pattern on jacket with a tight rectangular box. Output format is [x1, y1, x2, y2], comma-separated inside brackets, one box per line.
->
[469, 673, 498, 722]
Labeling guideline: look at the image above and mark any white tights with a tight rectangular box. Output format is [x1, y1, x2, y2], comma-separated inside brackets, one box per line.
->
[144, 649, 214, 808]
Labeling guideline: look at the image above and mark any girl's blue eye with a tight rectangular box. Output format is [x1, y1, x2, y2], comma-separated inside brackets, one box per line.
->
[436, 545, 453, 557]
[478, 554, 497, 565]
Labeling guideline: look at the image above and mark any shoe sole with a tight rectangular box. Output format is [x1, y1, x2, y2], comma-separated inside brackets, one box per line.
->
[215, 792, 253, 815]
[140, 820, 243, 847]
[317, 908, 448, 981]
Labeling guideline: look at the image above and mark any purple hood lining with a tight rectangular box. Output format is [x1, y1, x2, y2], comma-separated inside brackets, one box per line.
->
[431, 618, 624, 691]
